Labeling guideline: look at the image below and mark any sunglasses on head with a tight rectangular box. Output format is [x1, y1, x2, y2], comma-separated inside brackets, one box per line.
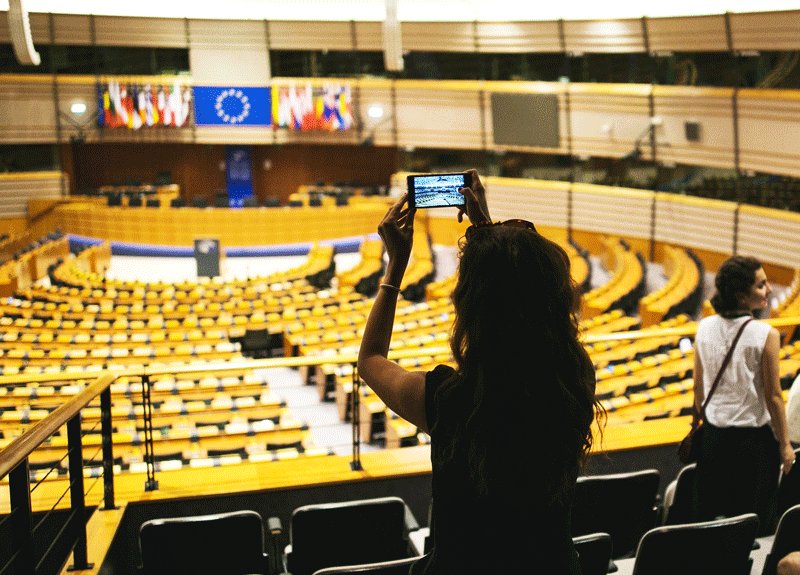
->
[465, 219, 538, 239]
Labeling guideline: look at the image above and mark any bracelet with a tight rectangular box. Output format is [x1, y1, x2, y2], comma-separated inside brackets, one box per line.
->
[379, 283, 401, 294]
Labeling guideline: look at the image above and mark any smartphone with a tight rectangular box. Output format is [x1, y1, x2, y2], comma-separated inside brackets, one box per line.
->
[407, 172, 471, 210]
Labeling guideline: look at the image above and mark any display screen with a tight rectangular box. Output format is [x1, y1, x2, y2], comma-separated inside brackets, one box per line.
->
[407, 173, 469, 209]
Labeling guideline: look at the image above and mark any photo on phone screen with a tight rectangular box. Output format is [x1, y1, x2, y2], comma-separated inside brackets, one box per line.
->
[407, 173, 470, 209]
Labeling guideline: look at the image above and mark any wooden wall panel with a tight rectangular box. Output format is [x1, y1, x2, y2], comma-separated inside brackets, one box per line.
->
[0, 172, 66, 218]
[353, 21, 384, 52]
[394, 85, 484, 150]
[563, 19, 645, 54]
[475, 21, 561, 53]
[52, 202, 387, 246]
[401, 22, 476, 52]
[652, 86, 735, 170]
[0, 78, 57, 143]
[568, 85, 652, 159]
[731, 10, 800, 52]
[653, 194, 735, 255]
[737, 91, 800, 179]
[646, 15, 728, 53]
[189, 20, 270, 84]
[571, 183, 653, 239]
[738, 206, 800, 269]
[357, 82, 397, 148]
[69, 143, 397, 204]
[95, 16, 187, 48]
[268, 20, 354, 51]
[483, 177, 570, 229]
[2, 10, 799, 55]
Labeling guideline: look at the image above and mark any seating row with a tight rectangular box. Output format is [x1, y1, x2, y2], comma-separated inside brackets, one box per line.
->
[639, 246, 704, 328]
[581, 237, 646, 319]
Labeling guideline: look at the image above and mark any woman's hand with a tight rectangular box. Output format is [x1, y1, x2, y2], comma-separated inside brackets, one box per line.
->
[378, 194, 416, 284]
[457, 168, 491, 225]
[782, 443, 796, 476]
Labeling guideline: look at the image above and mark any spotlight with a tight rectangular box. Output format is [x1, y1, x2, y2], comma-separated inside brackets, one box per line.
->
[70, 101, 87, 115]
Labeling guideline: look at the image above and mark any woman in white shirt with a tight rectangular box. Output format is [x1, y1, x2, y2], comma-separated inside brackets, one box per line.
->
[693, 255, 794, 534]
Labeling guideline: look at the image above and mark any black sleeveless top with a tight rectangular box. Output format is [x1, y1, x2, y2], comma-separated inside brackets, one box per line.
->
[410, 364, 582, 575]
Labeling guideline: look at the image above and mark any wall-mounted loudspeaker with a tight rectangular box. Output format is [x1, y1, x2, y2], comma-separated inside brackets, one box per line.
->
[684, 121, 701, 142]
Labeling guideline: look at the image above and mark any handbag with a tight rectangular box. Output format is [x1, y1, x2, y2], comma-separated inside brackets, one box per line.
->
[678, 318, 752, 464]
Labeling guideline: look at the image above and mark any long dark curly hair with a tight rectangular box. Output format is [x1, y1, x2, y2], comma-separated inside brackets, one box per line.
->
[445, 225, 601, 503]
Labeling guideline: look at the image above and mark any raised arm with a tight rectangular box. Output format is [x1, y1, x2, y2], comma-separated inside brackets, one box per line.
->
[357, 195, 428, 432]
[692, 348, 705, 417]
[762, 327, 795, 475]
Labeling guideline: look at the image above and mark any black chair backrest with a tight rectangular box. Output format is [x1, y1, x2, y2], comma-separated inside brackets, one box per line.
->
[775, 447, 800, 526]
[214, 191, 229, 207]
[631, 513, 758, 575]
[191, 196, 209, 208]
[241, 328, 273, 358]
[128, 193, 143, 207]
[170, 197, 185, 208]
[263, 196, 281, 207]
[762, 504, 800, 575]
[310, 556, 425, 575]
[145, 198, 160, 208]
[138, 510, 268, 575]
[573, 532, 613, 575]
[288, 497, 410, 575]
[572, 469, 660, 559]
[663, 463, 698, 525]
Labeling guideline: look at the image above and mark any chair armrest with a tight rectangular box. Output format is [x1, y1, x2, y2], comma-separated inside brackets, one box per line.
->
[266, 516, 287, 575]
[404, 504, 421, 533]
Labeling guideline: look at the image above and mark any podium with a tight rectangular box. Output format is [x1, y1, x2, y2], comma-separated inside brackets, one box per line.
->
[194, 239, 222, 278]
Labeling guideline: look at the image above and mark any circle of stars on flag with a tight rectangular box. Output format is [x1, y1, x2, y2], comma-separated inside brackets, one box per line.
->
[214, 89, 251, 124]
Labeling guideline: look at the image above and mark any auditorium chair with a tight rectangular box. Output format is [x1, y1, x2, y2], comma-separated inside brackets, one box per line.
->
[240, 327, 275, 358]
[761, 504, 800, 575]
[775, 447, 800, 529]
[630, 513, 758, 575]
[263, 195, 281, 207]
[191, 196, 209, 208]
[214, 191, 229, 208]
[661, 463, 697, 525]
[309, 556, 425, 575]
[170, 197, 185, 208]
[145, 197, 160, 208]
[276, 496, 420, 575]
[243, 196, 260, 208]
[572, 469, 660, 563]
[137, 509, 281, 575]
[573, 532, 614, 575]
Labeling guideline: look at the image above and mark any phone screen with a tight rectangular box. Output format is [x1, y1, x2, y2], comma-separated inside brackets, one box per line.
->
[407, 173, 470, 209]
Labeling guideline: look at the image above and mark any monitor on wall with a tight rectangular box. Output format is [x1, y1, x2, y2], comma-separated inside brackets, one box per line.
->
[490, 93, 560, 148]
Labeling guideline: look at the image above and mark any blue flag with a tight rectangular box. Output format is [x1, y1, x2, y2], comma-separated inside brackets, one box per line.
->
[193, 86, 271, 126]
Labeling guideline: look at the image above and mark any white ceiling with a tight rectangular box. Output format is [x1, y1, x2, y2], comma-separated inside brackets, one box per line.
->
[2, 0, 800, 21]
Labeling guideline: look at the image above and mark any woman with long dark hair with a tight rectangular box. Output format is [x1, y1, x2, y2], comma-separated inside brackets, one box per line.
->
[693, 255, 794, 534]
[358, 170, 600, 573]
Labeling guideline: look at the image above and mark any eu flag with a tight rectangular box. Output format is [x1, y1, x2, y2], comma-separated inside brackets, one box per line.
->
[193, 86, 271, 126]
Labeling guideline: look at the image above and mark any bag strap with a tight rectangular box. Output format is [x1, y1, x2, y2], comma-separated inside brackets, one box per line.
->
[697, 317, 753, 422]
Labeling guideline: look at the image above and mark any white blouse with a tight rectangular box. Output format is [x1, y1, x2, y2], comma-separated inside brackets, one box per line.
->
[695, 314, 772, 428]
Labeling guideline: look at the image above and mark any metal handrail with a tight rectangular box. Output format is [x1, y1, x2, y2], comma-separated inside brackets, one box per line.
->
[0, 373, 114, 479]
